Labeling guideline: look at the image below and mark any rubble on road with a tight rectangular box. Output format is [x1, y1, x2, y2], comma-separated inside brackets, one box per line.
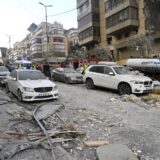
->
[1, 101, 117, 160]
[109, 94, 160, 109]
[97, 144, 139, 160]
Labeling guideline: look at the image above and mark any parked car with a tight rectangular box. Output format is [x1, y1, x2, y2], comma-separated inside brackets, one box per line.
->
[83, 64, 153, 94]
[6, 69, 59, 102]
[0, 66, 10, 85]
[52, 67, 83, 84]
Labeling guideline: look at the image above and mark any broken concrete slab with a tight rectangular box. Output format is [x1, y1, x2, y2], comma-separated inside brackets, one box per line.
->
[35, 104, 64, 120]
[97, 144, 138, 160]
[55, 146, 77, 160]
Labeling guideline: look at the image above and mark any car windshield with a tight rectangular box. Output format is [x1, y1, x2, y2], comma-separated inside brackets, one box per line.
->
[113, 67, 131, 75]
[0, 66, 9, 72]
[64, 68, 76, 73]
[18, 70, 46, 80]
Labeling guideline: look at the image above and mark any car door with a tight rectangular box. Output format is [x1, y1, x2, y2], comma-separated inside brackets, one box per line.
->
[102, 66, 117, 89]
[89, 66, 105, 86]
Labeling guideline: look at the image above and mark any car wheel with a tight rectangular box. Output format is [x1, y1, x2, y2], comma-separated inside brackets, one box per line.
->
[86, 78, 94, 89]
[52, 76, 56, 81]
[65, 77, 70, 84]
[17, 90, 23, 102]
[118, 83, 132, 95]
[6, 83, 9, 93]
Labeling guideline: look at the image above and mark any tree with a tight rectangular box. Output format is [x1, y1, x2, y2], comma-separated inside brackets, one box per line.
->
[127, 33, 158, 57]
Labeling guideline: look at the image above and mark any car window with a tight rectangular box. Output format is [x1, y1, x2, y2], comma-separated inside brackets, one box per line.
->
[18, 70, 46, 80]
[89, 66, 104, 74]
[104, 66, 113, 75]
[10, 70, 17, 78]
[113, 67, 131, 75]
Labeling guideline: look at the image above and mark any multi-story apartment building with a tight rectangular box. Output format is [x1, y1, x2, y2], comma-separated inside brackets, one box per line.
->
[31, 22, 68, 63]
[77, 0, 160, 61]
[77, 0, 100, 49]
[66, 28, 79, 54]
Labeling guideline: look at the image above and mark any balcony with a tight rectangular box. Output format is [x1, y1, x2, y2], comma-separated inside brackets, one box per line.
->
[105, 0, 138, 18]
[77, 0, 88, 8]
[107, 19, 138, 35]
[79, 35, 100, 46]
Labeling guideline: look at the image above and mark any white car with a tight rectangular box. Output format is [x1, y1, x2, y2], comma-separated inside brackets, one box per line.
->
[6, 69, 59, 101]
[83, 64, 153, 94]
[0, 66, 10, 85]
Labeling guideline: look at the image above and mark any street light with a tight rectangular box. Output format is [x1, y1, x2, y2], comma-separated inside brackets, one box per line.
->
[39, 2, 52, 61]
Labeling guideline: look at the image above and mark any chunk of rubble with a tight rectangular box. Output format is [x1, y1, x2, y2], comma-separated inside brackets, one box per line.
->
[97, 144, 138, 160]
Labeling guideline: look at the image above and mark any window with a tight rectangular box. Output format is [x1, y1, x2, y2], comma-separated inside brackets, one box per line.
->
[106, 7, 138, 28]
[104, 66, 113, 74]
[89, 66, 104, 73]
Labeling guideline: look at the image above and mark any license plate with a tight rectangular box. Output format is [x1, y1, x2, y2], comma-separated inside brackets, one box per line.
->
[146, 87, 151, 90]
[39, 93, 50, 96]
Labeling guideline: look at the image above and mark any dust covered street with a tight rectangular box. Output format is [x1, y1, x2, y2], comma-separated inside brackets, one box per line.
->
[0, 82, 160, 160]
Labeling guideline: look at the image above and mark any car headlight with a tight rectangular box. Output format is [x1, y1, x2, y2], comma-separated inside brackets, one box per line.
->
[53, 85, 58, 91]
[130, 80, 143, 84]
[23, 87, 34, 92]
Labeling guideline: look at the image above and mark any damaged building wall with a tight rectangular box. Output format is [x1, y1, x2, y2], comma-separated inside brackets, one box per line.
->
[144, 0, 160, 31]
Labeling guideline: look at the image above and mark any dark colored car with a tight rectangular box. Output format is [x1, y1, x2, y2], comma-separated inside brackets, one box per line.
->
[52, 67, 83, 84]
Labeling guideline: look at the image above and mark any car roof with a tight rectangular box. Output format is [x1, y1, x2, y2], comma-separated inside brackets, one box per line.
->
[89, 64, 123, 68]
[15, 69, 40, 72]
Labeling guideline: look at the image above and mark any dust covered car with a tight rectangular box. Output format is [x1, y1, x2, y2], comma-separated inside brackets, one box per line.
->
[0, 66, 10, 85]
[52, 67, 83, 84]
[6, 69, 59, 101]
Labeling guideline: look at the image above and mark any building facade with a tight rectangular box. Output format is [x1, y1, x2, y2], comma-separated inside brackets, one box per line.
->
[31, 22, 68, 63]
[77, 0, 100, 49]
[77, 0, 160, 61]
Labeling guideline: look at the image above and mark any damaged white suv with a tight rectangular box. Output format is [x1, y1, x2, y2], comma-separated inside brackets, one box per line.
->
[83, 64, 153, 94]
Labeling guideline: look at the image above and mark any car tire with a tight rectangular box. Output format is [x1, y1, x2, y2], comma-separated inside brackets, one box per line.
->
[6, 83, 9, 93]
[65, 77, 70, 84]
[52, 76, 56, 81]
[86, 78, 94, 89]
[17, 90, 23, 102]
[118, 83, 132, 95]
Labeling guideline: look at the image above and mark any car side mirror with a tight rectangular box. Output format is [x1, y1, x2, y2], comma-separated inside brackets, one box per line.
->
[108, 72, 115, 76]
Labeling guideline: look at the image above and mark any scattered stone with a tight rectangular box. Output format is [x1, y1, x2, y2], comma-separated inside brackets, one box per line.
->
[97, 144, 139, 160]
[55, 146, 77, 160]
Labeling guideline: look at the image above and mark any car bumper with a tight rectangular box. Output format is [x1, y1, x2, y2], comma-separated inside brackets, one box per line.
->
[21, 89, 59, 101]
[131, 85, 152, 94]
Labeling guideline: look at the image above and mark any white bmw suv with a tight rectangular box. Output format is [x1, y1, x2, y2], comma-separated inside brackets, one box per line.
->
[83, 64, 153, 94]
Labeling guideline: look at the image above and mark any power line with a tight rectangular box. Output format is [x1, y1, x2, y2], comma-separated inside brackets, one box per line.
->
[48, 8, 76, 17]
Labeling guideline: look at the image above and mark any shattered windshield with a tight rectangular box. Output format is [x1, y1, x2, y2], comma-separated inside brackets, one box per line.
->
[113, 67, 131, 75]
[18, 70, 46, 80]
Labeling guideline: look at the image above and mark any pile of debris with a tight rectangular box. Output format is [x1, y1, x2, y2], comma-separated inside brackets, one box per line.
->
[0, 103, 112, 160]
[109, 94, 160, 109]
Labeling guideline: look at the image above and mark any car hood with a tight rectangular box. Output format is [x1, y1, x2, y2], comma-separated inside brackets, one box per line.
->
[118, 74, 152, 81]
[0, 71, 10, 75]
[19, 79, 56, 88]
[65, 73, 83, 77]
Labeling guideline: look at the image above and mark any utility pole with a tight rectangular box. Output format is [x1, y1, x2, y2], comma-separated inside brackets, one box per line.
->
[6, 35, 12, 49]
[6, 35, 13, 62]
[39, 2, 52, 62]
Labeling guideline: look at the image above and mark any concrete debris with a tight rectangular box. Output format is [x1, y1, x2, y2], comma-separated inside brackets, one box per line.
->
[97, 144, 139, 160]
[35, 103, 64, 120]
[54, 146, 77, 160]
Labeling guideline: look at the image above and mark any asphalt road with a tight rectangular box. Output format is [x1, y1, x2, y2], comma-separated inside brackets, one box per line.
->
[56, 81, 160, 160]
[0, 82, 160, 159]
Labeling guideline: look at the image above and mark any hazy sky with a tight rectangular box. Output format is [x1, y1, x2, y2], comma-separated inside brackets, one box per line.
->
[0, 0, 77, 48]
